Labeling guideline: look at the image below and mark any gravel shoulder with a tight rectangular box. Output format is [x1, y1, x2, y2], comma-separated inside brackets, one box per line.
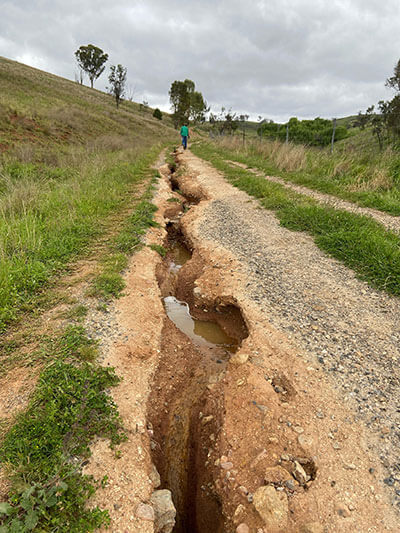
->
[183, 150, 400, 517]
[226, 159, 400, 233]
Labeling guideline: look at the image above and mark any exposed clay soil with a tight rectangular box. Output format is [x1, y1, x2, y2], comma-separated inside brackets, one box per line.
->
[82, 147, 399, 532]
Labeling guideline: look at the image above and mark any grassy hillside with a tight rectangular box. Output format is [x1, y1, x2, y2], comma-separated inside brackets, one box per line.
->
[0, 56, 173, 152]
[0, 56, 176, 330]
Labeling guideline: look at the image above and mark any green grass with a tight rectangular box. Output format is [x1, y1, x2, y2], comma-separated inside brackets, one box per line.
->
[0, 325, 125, 532]
[210, 136, 400, 215]
[193, 142, 400, 297]
[149, 244, 167, 257]
[0, 147, 162, 330]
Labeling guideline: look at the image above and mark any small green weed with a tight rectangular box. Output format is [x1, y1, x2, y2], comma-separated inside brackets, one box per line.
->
[89, 272, 125, 299]
[149, 244, 167, 257]
[167, 197, 181, 203]
[63, 304, 88, 320]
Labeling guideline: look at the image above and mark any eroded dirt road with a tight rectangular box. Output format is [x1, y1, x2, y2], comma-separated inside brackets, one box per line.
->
[85, 148, 400, 532]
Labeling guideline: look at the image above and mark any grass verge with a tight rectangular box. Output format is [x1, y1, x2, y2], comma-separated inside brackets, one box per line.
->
[0, 325, 125, 532]
[0, 145, 161, 331]
[192, 142, 400, 297]
[89, 174, 159, 299]
[210, 137, 400, 215]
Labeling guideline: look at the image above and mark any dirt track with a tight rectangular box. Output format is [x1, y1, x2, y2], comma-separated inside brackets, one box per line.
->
[85, 147, 399, 532]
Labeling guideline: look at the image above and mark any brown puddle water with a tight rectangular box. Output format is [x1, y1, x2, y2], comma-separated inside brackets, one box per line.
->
[164, 296, 238, 353]
[168, 242, 192, 274]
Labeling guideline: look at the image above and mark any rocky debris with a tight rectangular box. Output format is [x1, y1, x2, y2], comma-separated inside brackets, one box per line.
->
[253, 485, 289, 530]
[136, 503, 155, 522]
[230, 351, 250, 365]
[264, 465, 292, 485]
[298, 434, 314, 449]
[149, 463, 161, 488]
[293, 460, 311, 485]
[150, 489, 176, 533]
[201, 414, 214, 424]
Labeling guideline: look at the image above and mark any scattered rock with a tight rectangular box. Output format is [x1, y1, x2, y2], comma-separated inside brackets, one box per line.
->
[150, 463, 161, 488]
[236, 524, 249, 533]
[264, 465, 292, 484]
[293, 425, 304, 434]
[251, 449, 268, 468]
[136, 503, 155, 522]
[253, 485, 288, 529]
[150, 490, 176, 533]
[343, 462, 357, 471]
[234, 504, 245, 519]
[221, 461, 234, 470]
[334, 502, 351, 518]
[293, 461, 310, 485]
[300, 522, 324, 533]
[298, 434, 314, 448]
[201, 415, 214, 425]
[238, 485, 249, 496]
[230, 352, 249, 365]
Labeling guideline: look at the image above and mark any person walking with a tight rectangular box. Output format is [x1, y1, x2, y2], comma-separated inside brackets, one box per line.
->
[180, 123, 189, 150]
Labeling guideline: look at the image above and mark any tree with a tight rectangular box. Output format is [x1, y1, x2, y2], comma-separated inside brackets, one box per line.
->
[189, 91, 209, 123]
[386, 59, 400, 92]
[169, 79, 208, 126]
[75, 45, 108, 89]
[108, 64, 127, 109]
[153, 108, 162, 120]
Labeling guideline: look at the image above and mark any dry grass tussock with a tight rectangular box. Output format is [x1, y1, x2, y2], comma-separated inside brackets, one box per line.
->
[217, 136, 307, 172]
[217, 136, 400, 194]
[348, 168, 393, 192]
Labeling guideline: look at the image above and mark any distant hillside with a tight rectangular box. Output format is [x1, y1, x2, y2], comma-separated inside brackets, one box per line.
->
[0, 56, 175, 153]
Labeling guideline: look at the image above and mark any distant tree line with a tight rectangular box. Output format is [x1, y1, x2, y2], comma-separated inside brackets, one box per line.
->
[257, 117, 347, 147]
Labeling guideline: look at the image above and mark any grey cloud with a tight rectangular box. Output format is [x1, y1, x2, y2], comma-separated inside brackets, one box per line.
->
[1, 0, 399, 121]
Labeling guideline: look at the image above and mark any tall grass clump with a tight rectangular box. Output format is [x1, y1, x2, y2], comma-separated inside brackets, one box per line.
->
[211, 136, 400, 215]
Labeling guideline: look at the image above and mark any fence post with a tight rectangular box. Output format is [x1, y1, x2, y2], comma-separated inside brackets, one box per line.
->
[331, 118, 337, 153]
[285, 124, 289, 144]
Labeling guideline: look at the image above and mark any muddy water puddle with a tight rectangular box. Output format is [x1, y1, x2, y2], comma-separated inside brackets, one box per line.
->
[168, 241, 192, 274]
[164, 296, 238, 353]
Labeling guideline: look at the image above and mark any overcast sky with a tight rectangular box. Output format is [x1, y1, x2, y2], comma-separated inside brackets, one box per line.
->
[1, 0, 399, 121]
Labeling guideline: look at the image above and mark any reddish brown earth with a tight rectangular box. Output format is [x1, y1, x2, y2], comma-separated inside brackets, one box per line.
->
[84, 149, 399, 532]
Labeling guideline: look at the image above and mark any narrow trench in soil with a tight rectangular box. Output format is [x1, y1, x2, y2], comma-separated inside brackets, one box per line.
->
[147, 162, 249, 532]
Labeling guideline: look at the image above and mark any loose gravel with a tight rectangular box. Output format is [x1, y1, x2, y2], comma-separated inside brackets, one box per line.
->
[188, 154, 400, 511]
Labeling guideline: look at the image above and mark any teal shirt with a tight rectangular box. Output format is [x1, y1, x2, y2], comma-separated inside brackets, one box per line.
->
[180, 126, 189, 137]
